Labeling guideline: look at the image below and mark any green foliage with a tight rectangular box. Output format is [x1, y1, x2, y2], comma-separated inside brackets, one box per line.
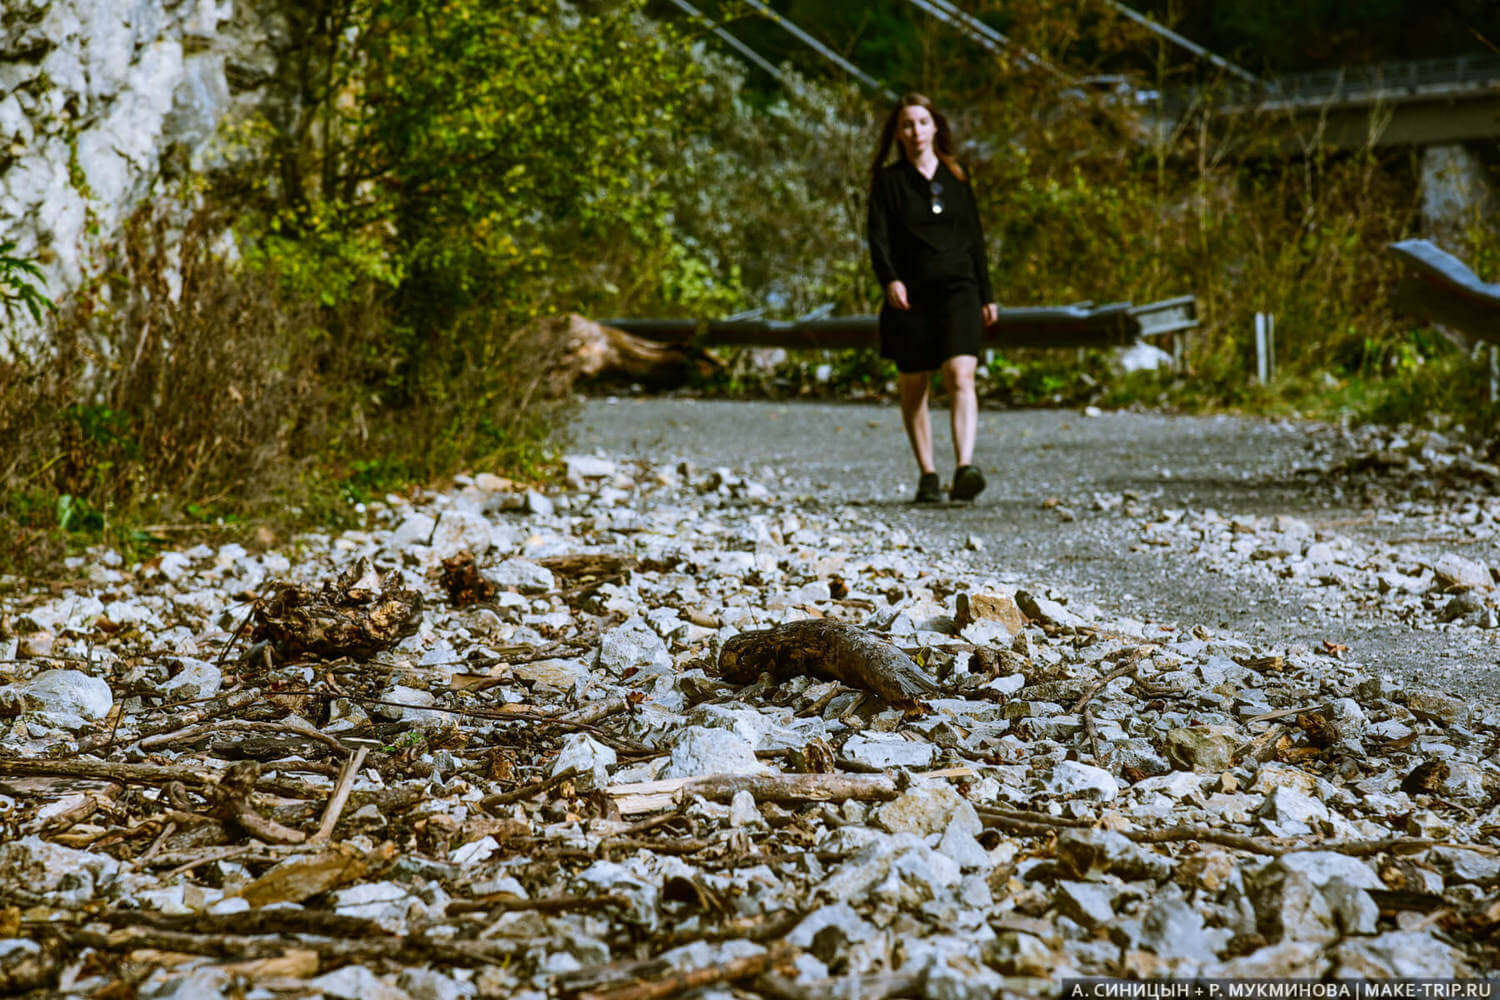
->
[244, 0, 703, 327]
[0, 240, 55, 328]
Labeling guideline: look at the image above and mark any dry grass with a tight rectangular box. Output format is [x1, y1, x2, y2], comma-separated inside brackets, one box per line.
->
[0, 206, 567, 576]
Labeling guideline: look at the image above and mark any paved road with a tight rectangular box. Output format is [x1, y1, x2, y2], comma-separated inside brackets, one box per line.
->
[571, 398, 1500, 701]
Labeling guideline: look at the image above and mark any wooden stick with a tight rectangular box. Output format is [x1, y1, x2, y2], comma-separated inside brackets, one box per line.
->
[157, 845, 256, 878]
[0, 758, 220, 787]
[481, 767, 580, 809]
[1082, 706, 1103, 764]
[1070, 657, 1142, 714]
[658, 909, 803, 948]
[607, 767, 974, 815]
[137, 717, 348, 754]
[0, 758, 318, 799]
[579, 943, 794, 1000]
[312, 746, 367, 843]
[976, 804, 1457, 859]
[448, 893, 632, 915]
[136, 821, 177, 865]
[70, 690, 262, 753]
[58, 922, 519, 967]
[551, 696, 630, 727]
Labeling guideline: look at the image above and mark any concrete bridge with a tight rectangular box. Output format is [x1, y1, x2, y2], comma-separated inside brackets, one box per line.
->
[1167, 54, 1500, 150]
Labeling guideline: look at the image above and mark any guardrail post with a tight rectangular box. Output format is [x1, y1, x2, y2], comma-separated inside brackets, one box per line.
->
[1254, 313, 1276, 384]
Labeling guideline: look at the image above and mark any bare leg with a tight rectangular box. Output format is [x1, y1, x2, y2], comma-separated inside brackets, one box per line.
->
[941, 354, 978, 467]
[898, 371, 936, 474]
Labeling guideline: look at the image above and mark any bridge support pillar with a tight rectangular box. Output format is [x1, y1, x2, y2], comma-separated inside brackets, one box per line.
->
[1420, 144, 1495, 251]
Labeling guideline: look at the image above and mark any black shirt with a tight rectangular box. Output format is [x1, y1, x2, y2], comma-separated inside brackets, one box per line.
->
[867, 158, 993, 305]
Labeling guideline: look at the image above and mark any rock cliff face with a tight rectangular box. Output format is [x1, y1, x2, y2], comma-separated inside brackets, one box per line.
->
[0, 0, 277, 354]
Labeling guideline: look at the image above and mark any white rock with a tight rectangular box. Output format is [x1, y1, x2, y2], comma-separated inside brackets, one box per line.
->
[308, 964, 410, 1000]
[597, 618, 673, 676]
[841, 731, 936, 770]
[5, 669, 113, 721]
[552, 733, 616, 790]
[330, 881, 419, 930]
[160, 658, 222, 700]
[1258, 787, 1330, 837]
[1332, 930, 1461, 977]
[788, 903, 873, 950]
[490, 558, 554, 593]
[157, 551, 192, 581]
[427, 510, 494, 559]
[1432, 552, 1491, 590]
[936, 818, 992, 870]
[877, 783, 980, 837]
[373, 684, 444, 727]
[662, 727, 766, 779]
[565, 455, 617, 479]
[1267, 852, 1382, 890]
[1113, 342, 1173, 373]
[1047, 760, 1118, 801]
[511, 657, 590, 694]
[399, 968, 476, 1000]
[450, 836, 499, 866]
[728, 789, 764, 828]
[0, 836, 119, 904]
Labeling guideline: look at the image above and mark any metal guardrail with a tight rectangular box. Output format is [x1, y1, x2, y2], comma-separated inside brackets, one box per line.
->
[603, 296, 1198, 352]
[1388, 239, 1500, 342]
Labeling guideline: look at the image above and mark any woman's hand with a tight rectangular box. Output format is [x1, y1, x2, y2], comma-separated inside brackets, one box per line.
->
[885, 280, 910, 310]
[982, 302, 999, 326]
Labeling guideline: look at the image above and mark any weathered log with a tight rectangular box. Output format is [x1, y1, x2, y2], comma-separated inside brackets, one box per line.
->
[522, 313, 716, 394]
[535, 552, 640, 579]
[604, 768, 972, 815]
[717, 619, 938, 708]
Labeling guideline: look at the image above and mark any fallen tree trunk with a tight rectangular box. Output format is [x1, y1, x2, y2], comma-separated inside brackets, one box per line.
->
[717, 619, 938, 709]
[522, 313, 717, 393]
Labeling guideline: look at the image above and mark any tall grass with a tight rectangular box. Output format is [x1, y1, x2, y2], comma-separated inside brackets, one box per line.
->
[0, 206, 567, 575]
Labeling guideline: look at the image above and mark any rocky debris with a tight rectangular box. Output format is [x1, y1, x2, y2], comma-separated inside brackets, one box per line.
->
[1084, 421, 1500, 639]
[0, 452, 1497, 995]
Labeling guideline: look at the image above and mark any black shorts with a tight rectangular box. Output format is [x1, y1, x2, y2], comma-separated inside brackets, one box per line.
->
[877, 277, 983, 374]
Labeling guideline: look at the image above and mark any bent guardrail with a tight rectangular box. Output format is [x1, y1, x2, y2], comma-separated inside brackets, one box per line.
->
[603, 295, 1197, 352]
[1388, 239, 1500, 341]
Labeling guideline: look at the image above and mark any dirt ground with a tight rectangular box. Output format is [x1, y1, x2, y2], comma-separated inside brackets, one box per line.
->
[571, 397, 1500, 704]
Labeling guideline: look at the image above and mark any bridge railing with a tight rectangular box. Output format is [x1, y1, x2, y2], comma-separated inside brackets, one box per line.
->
[1163, 53, 1500, 113]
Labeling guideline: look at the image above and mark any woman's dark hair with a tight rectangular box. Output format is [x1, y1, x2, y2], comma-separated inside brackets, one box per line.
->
[869, 92, 966, 189]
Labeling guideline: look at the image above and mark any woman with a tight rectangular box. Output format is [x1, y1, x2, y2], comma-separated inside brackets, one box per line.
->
[867, 93, 997, 504]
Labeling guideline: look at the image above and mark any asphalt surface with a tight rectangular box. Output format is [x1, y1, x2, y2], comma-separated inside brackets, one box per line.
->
[570, 397, 1500, 703]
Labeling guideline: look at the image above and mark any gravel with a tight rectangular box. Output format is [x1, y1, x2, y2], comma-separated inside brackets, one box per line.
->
[574, 398, 1500, 703]
[0, 399, 1497, 995]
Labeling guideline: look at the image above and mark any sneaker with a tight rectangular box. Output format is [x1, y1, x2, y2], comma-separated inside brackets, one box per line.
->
[914, 472, 942, 504]
[950, 464, 986, 501]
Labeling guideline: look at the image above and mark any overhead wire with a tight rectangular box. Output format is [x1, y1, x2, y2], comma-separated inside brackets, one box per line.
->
[1100, 0, 1260, 85]
[735, 0, 900, 101]
[901, 0, 1069, 80]
[661, 0, 793, 88]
